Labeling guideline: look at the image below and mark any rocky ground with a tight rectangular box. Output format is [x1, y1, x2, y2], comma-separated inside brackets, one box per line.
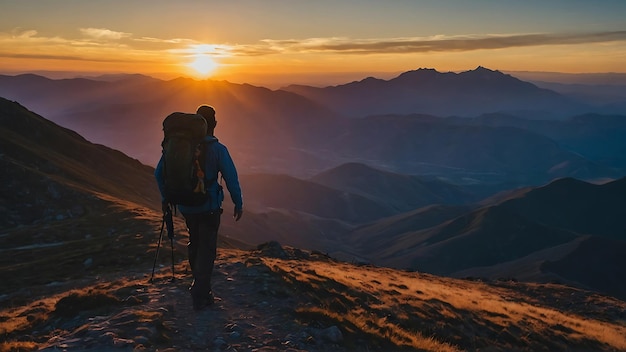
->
[2, 241, 626, 352]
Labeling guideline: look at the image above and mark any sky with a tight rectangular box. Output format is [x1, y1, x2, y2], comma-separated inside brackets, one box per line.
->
[1, 0, 625, 87]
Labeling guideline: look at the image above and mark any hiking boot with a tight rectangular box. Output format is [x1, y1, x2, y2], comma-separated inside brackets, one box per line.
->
[192, 291, 214, 311]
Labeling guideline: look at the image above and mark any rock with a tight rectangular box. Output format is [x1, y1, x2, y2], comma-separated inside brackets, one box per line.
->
[83, 258, 93, 269]
[213, 337, 227, 349]
[256, 241, 287, 258]
[320, 326, 343, 343]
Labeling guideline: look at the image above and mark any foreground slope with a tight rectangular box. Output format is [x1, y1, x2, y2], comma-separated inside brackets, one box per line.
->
[0, 97, 170, 293]
[2, 244, 625, 351]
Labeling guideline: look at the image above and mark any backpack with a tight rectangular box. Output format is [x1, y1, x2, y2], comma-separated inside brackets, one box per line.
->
[161, 112, 211, 206]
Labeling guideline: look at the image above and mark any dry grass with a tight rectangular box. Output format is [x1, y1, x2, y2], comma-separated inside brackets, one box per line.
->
[2, 244, 625, 351]
[263, 256, 626, 351]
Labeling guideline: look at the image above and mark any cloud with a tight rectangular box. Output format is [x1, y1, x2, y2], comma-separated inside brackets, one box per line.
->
[1, 27, 624, 67]
[240, 31, 626, 55]
[80, 28, 131, 40]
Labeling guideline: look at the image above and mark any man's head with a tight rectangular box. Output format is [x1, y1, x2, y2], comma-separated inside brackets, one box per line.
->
[196, 105, 217, 135]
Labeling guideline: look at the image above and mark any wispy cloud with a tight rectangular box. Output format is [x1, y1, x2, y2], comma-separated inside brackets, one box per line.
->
[0, 28, 195, 64]
[79, 28, 131, 40]
[242, 31, 626, 55]
[1, 27, 625, 65]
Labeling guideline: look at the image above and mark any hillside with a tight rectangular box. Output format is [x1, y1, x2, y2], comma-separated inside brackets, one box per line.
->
[348, 177, 626, 300]
[0, 97, 159, 213]
[240, 173, 395, 223]
[310, 162, 477, 212]
[3, 244, 626, 351]
[447, 112, 626, 173]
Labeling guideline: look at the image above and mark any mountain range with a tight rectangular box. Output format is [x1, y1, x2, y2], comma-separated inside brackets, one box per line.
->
[3, 72, 626, 350]
[345, 176, 626, 300]
[283, 66, 588, 118]
[2, 96, 626, 301]
[2, 67, 625, 191]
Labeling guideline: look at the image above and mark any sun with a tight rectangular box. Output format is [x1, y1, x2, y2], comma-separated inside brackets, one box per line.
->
[188, 54, 219, 77]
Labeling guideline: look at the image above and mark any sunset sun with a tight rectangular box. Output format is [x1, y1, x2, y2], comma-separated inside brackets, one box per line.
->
[188, 54, 219, 77]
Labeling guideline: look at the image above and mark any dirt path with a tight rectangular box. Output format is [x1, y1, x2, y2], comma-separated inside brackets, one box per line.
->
[38, 246, 349, 351]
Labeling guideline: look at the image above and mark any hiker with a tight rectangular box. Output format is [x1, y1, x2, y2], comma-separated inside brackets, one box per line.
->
[155, 104, 243, 311]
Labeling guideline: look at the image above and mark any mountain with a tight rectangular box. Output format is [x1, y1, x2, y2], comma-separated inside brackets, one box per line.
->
[1, 70, 623, 189]
[283, 67, 587, 117]
[448, 112, 626, 172]
[348, 176, 626, 300]
[0, 97, 160, 222]
[310, 162, 477, 212]
[323, 114, 618, 187]
[240, 173, 395, 223]
[498, 177, 626, 239]
[0, 97, 166, 292]
[0, 74, 338, 174]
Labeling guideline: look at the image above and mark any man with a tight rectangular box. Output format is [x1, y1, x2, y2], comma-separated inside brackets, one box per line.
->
[155, 104, 243, 311]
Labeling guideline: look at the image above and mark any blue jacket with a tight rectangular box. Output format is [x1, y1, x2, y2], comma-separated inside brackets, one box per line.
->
[155, 135, 243, 214]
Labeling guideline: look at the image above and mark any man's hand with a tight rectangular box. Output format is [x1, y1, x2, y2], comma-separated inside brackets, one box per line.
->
[233, 207, 243, 221]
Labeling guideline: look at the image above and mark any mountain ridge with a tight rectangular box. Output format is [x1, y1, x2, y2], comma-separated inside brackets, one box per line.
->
[347, 176, 626, 300]
[282, 66, 588, 117]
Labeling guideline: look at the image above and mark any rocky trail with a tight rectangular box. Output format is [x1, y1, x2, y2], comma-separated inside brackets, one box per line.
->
[3, 241, 626, 352]
[25, 245, 350, 352]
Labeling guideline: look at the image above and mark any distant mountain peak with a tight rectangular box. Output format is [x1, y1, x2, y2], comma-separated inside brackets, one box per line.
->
[394, 67, 441, 81]
[473, 66, 496, 73]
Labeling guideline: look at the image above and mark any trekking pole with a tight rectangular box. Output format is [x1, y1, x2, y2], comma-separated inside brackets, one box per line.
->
[170, 236, 176, 281]
[164, 206, 176, 281]
[149, 216, 165, 283]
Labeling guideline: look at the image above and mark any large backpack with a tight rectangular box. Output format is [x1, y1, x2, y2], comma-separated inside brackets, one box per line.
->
[161, 112, 211, 206]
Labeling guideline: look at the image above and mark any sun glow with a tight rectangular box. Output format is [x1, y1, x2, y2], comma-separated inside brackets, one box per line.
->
[188, 54, 218, 76]
[184, 44, 224, 78]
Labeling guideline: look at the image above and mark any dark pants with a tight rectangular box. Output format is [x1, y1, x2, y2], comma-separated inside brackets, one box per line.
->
[183, 210, 221, 299]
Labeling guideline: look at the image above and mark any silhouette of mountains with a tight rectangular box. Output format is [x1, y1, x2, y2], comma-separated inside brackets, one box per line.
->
[283, 67, 588, 117]
[1, 69, 624, 194]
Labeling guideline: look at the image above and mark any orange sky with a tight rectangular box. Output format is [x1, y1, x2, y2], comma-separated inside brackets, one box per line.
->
[1, 1, 625, 87]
